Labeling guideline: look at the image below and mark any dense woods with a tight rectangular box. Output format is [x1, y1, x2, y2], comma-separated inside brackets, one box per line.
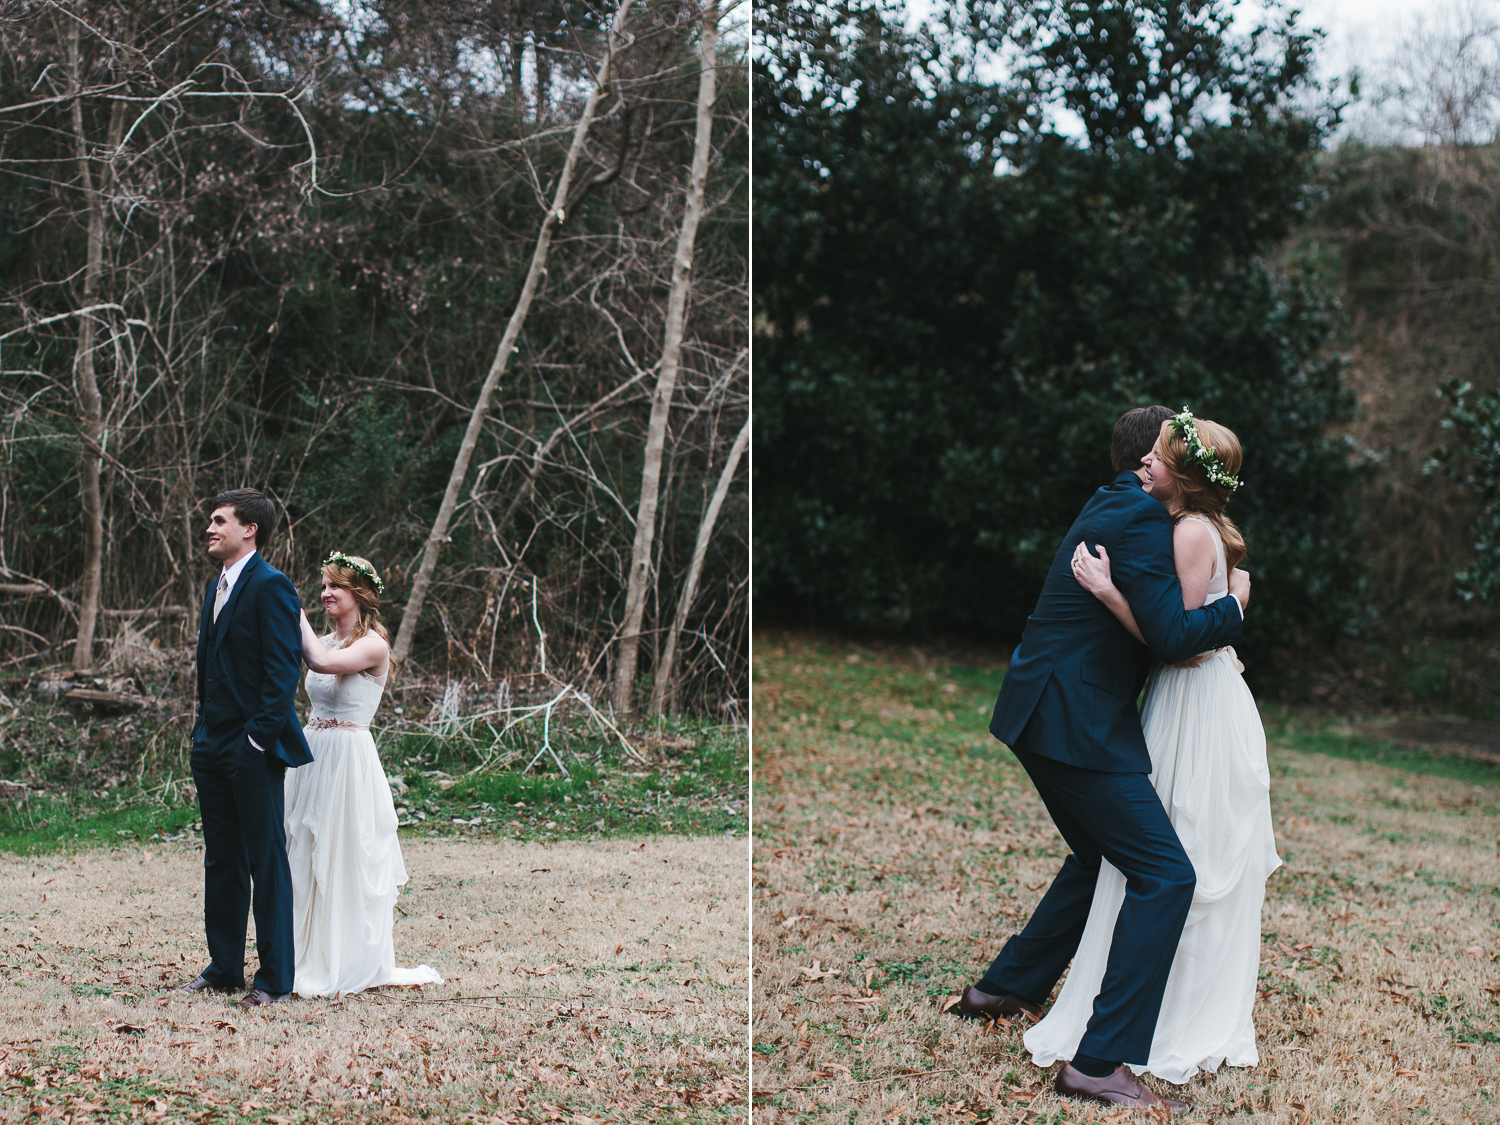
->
[0, 0, 749, 717]
[753, 0, 1500, 717]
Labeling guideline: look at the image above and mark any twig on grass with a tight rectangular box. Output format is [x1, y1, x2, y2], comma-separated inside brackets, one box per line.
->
[355, 992, 671, 1015]
[763, 1066, 960, 1092]
[357, 992, 591, 1003]
[1010, 1092, 1043, 1122]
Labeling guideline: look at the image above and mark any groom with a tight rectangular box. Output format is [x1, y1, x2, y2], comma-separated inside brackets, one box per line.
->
[956, 407, 1250, 1110]
[176, 488, 312, 1010]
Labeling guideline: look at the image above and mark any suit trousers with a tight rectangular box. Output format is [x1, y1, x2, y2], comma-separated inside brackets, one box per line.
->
[190, 730, 295, 994]
[982, 743, 1195, 1065]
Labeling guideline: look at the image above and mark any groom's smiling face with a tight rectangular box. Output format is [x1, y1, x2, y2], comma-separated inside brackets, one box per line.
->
[206, 506, 257, 563]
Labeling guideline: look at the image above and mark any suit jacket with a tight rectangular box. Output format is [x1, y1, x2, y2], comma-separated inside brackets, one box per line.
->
[194, 552, 313, 769]
[990, 472, 1243, 774]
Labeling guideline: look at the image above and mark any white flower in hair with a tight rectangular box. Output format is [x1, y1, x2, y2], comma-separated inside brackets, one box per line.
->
[1169, 408, 1241, 492]
[323, 551, 385, 593]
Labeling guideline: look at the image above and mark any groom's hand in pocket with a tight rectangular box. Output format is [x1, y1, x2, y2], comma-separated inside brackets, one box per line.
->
[1229, 568, 1251, 612]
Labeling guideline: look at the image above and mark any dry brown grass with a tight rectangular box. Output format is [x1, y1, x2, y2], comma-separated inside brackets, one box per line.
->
[751, 635, 1500, 1123]
[0, 835, 748, 1123]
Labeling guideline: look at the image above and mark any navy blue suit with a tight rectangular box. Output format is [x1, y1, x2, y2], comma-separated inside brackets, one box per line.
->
[983, 472, 1243, 1064]
[191, 551, 312, 994]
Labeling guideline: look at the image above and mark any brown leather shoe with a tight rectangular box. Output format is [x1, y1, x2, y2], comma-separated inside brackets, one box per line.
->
[1054, 1062, 1188, 1112]
[951, 984, 1044, 1021]
[235, 988, 290, 1011]
[172, 974, 237, 995]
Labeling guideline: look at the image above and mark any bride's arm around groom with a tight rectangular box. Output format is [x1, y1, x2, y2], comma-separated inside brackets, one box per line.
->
[957, 407, 1249, 1113]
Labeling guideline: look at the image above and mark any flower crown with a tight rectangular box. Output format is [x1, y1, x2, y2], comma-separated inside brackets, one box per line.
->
[1168, 408, 1240, 492]
[323, 551, 385, 594]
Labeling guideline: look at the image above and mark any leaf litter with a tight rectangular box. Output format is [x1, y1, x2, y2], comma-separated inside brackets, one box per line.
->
[752, 636, 1500, 1123]
[0, 835, 747, 1122]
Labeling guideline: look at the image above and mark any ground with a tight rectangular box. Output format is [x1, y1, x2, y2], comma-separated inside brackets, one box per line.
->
[0, 836, 747, 1123]
[751, 635, 1500, 1124]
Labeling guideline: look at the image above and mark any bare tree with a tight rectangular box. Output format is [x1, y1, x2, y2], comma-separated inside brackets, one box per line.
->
[391, 0, 637, 667]
[613, 0, 720, 712]
[1382, 0, 1500, 146]
[651, 412, 745, 716]
[64, 14, 130, 670]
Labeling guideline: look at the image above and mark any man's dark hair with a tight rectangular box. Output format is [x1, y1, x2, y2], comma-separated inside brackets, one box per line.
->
[1111, 406, 1175, 473]
[212, 488, 276, 546]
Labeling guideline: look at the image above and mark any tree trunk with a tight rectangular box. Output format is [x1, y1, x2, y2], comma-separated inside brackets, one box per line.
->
[536, 43, 552, 122]
[650, 416, 747, 716]
[612, 0, 719, 712]
[66, 21, 128, 673]
[510, 29, 527, 116]
[392, 0, 636, 666]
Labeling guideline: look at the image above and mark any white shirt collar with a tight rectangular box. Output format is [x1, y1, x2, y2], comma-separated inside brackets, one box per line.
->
[219, 549, 257, 593]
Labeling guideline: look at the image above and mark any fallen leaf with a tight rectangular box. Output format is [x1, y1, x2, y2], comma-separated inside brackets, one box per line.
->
[940, 994, 962, 1013]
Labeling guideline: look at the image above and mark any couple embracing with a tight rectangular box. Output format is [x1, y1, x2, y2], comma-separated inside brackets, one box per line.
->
[174, 488, 439, 1009]
[955, 407, 1281, 1112]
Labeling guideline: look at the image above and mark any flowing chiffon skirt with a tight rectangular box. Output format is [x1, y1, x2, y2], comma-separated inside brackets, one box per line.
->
[1023, 648, 1281, 1083]
[284, 726, 442, 997]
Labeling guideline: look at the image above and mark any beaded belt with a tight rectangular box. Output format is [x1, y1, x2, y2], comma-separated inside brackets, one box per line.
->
[307, 717, 369, 732]
[1167, 646, 1244, 674]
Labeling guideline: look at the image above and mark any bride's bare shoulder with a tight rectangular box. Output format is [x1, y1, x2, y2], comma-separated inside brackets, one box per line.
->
[1172, 516, 1217, 557]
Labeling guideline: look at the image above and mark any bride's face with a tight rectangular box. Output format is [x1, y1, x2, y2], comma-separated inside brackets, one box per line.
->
[320, 575, 358, 620]
[1140, 439, 1179, 506]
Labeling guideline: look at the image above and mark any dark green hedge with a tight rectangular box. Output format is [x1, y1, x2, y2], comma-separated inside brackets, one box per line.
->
[753, 0, 1366, 664]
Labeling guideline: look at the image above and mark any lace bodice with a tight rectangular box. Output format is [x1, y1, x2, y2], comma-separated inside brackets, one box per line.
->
[305, 637, 387, 728]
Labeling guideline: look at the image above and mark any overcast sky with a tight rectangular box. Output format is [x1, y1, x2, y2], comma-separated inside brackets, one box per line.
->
[892, 0, 1492, 145]
[1298, 0, 1470, 140]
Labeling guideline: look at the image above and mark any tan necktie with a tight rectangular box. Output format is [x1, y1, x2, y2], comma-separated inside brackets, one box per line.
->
[213, 574, 229, 622]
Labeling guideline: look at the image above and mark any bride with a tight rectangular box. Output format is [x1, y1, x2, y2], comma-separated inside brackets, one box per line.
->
[285, 551, 442, 997]
[1026, 411, 1281, 1084]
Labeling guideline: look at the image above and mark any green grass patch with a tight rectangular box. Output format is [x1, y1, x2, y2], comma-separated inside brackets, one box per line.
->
[0, 789, 201, 854]
[1259, 704, 1500, 789]
[758, 639, 1500, 800]
[0, 706, 747, 857]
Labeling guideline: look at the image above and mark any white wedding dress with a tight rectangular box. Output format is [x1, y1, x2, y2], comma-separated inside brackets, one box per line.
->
[1024, 516, 1281, 1083]
[283, 640, 442, 997]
